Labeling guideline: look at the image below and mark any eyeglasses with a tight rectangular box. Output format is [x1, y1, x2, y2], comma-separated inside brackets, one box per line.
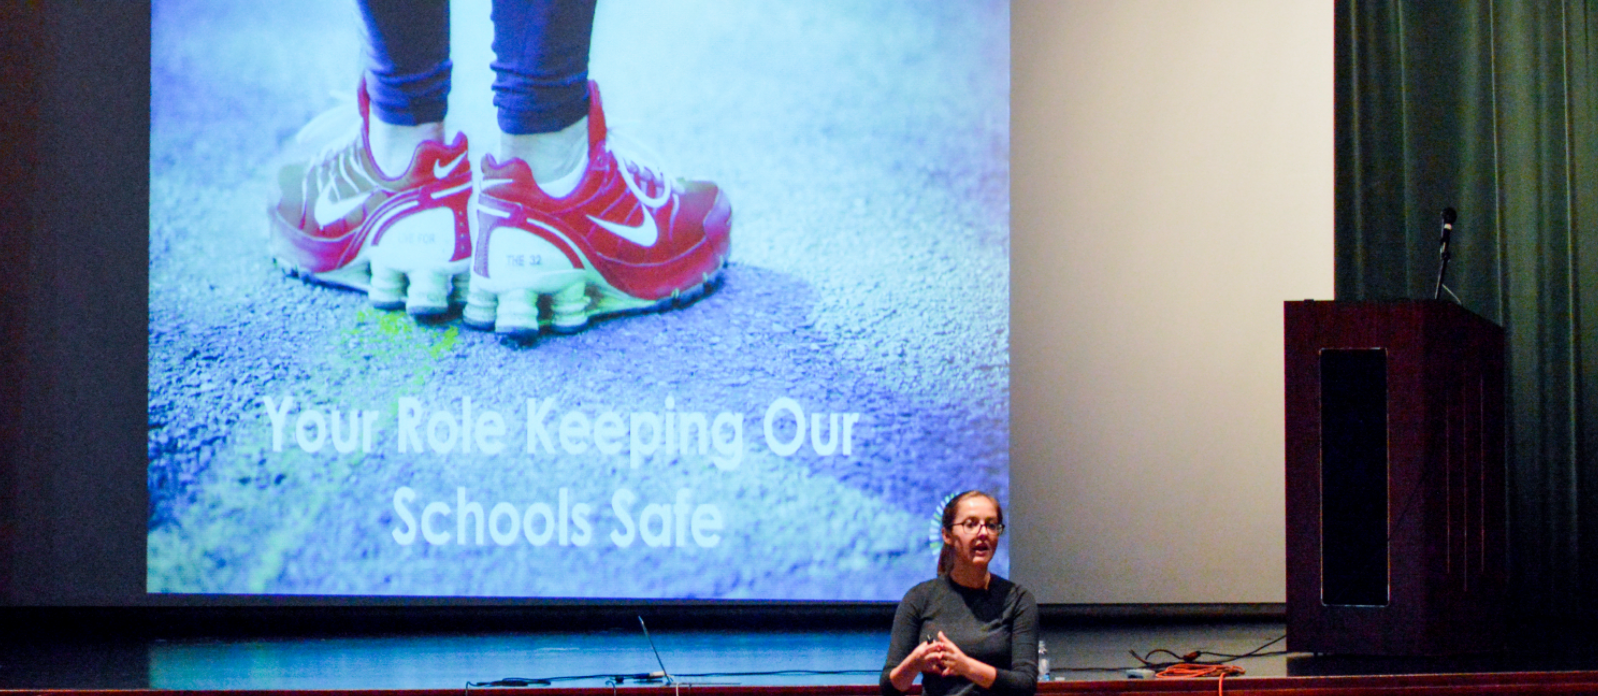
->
[953, 519, 1005, 534]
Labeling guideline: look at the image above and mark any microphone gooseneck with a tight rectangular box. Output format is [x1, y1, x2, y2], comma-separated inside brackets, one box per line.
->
[1433, 207, 1456, 301]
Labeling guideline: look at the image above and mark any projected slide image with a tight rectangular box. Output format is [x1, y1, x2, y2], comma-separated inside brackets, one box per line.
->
[148, 0, 1009, 599]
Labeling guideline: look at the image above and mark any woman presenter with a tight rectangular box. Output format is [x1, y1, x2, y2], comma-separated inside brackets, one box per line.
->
[881, 491, 1039, 696]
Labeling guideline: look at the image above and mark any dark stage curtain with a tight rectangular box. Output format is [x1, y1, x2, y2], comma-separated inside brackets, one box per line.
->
[1336, 0, 1598, 620]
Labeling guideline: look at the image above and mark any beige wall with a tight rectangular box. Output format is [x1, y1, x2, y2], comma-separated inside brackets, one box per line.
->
[1010, 0, 1334, 603]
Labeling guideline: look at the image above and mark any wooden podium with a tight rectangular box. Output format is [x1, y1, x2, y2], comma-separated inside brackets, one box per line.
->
[1284, 300, 1505, 655]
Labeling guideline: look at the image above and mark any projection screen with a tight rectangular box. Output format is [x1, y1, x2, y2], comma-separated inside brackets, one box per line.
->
[147, 0, 1011, 600]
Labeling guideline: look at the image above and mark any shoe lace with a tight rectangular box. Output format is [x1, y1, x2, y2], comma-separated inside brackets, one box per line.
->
[287, 91, 374, 204]
[287, 90, 359, 160]
[604, 126, 674, 209]
[310, 127, 376, 204]
[313, 139, 372, 205]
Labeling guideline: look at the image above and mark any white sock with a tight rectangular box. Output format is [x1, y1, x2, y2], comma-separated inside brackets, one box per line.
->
[501, 116, 589, 198]
[367, 120, 444, 179]
[535, 159, 586, 198]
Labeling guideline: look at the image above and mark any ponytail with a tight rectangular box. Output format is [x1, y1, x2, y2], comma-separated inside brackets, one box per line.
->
[937, 544, 957, 576]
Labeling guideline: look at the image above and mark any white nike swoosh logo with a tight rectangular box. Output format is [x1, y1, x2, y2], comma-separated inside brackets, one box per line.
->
[314, 183, 366, 227]
[433, 152, 467, 179]
[588, 209, 658, 247]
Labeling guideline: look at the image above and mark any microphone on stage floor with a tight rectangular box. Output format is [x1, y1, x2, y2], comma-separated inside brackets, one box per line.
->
[638, 615, 674, 683]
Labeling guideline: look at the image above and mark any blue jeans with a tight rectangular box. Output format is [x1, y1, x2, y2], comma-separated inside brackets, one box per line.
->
[357, 0, 597, 134]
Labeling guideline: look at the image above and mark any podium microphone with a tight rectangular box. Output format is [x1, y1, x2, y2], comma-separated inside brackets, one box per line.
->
[1433, 207, 1456, 301]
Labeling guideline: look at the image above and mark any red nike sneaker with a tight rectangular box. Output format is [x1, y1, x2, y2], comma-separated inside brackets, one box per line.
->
[268, 82, 473, 316]
[465, 81, 731, 338]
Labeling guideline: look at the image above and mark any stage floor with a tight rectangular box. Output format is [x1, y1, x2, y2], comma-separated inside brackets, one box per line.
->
[4, 623, 1290, 690]
[9, 621, 1597, 692]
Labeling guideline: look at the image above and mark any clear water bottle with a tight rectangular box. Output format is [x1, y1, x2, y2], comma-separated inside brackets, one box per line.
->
[1037, 638, 1051, 681]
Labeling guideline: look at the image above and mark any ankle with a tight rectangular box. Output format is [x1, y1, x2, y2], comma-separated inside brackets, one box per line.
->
[368, 120, 444, 178]
[501, 116, 589, 197]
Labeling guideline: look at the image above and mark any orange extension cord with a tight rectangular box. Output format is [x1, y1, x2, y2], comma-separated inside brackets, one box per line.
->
[1155, 663, 1245, 695]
